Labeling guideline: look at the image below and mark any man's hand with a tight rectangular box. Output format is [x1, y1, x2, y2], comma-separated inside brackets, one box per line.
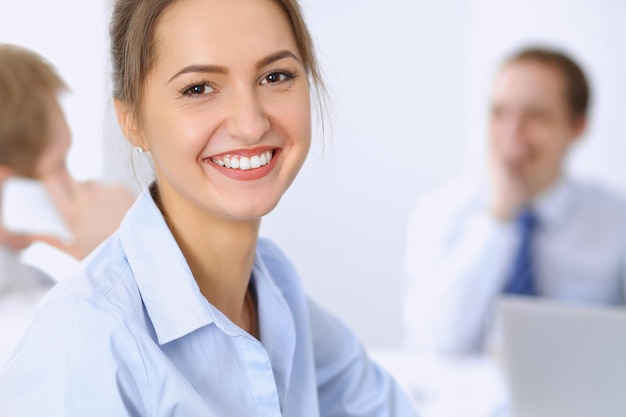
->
[34, 175, 135, 260]
[487, 147, 533, 222]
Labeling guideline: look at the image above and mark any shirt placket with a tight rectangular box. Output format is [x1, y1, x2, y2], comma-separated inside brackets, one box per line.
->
[235, 335, 282, 417]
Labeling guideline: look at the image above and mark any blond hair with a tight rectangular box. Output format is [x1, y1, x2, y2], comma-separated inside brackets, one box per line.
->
[0, 44, 67, 176]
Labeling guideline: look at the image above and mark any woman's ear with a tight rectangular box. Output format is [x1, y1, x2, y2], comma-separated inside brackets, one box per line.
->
[114, 99, 148, 151]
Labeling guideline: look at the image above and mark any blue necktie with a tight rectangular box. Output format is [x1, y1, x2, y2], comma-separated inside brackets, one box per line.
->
[504, 209, 539, 296]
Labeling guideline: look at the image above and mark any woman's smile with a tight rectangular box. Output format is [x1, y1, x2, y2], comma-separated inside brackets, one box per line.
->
[206, 147, 280, 181]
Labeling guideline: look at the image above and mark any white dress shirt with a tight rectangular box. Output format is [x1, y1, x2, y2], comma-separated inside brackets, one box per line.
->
[404, 176, 626, 354]
[0, 245, 55, 366]
[0, 187, 417, 417]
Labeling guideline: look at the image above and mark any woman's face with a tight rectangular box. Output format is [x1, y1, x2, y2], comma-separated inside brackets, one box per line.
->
[135, 0, 311, 222]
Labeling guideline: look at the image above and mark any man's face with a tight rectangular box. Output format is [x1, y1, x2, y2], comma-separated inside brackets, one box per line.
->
[33, 94, 72, 182]
[489, 60, 584, 196]
[0, 94, 71, 251]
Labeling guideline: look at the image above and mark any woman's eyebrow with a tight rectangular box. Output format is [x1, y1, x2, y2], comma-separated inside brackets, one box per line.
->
[168, 65, 228, 84]
[255, 50, 300, 70]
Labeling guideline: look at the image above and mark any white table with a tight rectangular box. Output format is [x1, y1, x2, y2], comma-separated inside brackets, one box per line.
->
[369, 349, 511, 417]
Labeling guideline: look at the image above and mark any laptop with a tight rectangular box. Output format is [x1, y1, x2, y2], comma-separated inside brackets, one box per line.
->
[497, 296, 626, 417]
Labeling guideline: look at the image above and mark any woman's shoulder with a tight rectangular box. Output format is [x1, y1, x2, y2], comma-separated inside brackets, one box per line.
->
[4, 235, 152, 382]
[38, 233, 146, 335]
[0, 286, 152, 415]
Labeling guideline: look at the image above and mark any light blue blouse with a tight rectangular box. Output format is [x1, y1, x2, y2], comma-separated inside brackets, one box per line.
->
[0, 188, 417, 416]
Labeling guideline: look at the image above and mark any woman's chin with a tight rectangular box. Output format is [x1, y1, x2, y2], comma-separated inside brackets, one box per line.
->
[217, 195, 282, 222]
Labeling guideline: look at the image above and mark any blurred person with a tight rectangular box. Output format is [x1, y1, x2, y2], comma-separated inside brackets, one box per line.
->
[404, 46, 626, 354]
[0, 1, 417, 416]
[0, 44, 135, 365]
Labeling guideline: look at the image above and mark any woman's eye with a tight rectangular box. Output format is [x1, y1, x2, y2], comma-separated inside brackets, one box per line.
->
[182, 83, 215, 97]
[261, 72, 293, 85]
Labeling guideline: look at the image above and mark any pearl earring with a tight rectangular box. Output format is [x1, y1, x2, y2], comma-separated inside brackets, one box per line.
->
[134, 146, 144, 153]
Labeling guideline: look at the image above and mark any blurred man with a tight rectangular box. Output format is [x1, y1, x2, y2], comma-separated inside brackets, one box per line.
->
[0, 44, 135, 364]
[404, 47, 626, 354]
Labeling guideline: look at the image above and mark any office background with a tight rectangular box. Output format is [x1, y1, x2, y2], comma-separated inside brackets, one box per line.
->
[2, 0, 625, 347]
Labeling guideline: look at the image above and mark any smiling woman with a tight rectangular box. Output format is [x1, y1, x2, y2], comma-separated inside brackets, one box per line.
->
[0, 0, 417, 416]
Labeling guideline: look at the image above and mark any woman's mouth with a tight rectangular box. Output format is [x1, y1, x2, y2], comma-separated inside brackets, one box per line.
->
[210, 150, 273, 171]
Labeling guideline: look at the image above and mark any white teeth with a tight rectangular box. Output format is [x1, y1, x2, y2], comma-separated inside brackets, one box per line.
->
[211, 150, 273, 171]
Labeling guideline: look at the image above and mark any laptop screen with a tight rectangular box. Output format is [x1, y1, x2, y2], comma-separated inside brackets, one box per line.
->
[497, 296, 626, 417]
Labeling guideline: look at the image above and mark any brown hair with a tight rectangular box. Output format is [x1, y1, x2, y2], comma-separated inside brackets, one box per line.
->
[0, 44, 67, 176]
[505, 47, 590, 120]
[110, 0, 326, 124]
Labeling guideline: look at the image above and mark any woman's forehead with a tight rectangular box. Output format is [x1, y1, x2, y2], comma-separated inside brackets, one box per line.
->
[153, 0, 299, 69]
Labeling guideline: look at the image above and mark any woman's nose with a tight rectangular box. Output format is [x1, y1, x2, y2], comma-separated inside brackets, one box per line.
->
[225, 89, 270, 145]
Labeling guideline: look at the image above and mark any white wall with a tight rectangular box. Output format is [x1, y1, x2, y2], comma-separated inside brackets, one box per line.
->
[263, 0, 626, 347]
[4, 0, 626, 348]
[260, 0, 470, 347]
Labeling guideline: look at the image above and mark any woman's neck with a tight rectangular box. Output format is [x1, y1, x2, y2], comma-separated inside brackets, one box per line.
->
[153, 184, 259, 328]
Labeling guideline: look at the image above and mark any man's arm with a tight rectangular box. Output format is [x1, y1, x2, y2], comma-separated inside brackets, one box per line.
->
[403, 183, 519, 353]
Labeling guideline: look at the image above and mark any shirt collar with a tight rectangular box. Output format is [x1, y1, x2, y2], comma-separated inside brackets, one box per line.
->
[119, 186, 217, 345]
[118, 186, 299, 398]
[531, 176, 574, 229]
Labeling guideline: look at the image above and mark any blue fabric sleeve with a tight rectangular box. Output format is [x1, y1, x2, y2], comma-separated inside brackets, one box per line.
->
[308, 298, 419, 417]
